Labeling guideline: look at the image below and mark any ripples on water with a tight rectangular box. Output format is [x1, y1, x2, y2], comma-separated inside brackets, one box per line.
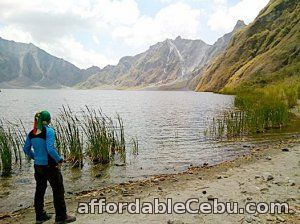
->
[0, 89, 259, 212]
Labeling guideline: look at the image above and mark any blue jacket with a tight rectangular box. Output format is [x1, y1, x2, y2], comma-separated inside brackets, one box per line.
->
[23, 125, 63, 166]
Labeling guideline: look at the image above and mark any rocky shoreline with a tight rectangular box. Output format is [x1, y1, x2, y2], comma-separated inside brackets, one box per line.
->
[2, 137, 300, 223]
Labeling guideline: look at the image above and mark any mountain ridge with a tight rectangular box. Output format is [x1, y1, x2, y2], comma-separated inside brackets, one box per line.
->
[195, 0, 300, 92]
[0, 37, 100, 88]
[0, 20, 245, 90]
[79, 20, 245, 90]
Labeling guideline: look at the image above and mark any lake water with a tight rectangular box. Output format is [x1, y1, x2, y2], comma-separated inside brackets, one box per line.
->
[0, 89, 290, 213]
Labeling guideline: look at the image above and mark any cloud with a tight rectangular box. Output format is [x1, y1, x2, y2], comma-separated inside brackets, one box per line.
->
[93, 0, 140, 26]
[0, 0, 140, 42]
[208, 0, 269, 32]
[0, 0, 140, 68]
[0, 25, 33, 43]
[92, 35, 100, 45]
[0, 24, 113, 68]
[156, 0, 174, 3]
[0, 24, 116, 68]
[0, 0, 269, 68]
[39, 36, 117, 68]
[112, 2, 201, 50]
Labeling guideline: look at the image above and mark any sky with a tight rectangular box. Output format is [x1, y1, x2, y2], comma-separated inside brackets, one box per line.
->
[0, 0, 269, 69]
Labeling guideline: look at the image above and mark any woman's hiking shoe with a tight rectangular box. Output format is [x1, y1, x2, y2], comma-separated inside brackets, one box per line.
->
[36, 213, 52, 224]
[55, 214, 76, 223]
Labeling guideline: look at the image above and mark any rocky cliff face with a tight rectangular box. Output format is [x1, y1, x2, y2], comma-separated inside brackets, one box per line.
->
[195, 0, 300, 92]
[79, 37, 210, 89]
[187, 20, 246, 90]
[0, 38, 99, 88]
[204, 20, 246, 63]
[80, 20, 245, 90]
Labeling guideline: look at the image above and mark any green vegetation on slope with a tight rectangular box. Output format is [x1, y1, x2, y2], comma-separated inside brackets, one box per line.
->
[196, 0, 300, 93]
[199, 0, 300, 138]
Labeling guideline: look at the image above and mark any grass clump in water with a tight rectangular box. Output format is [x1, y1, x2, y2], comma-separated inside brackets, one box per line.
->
[54, 106, 128, 167]
[82, 107, 111, 164]
[131, 137, 139, 155]
[0, 106, 135, 174]
[0, 120, 25, 176]
[205, 82, 300, 139]
[54, 106, 84, 168]
[82, 108, 126, 164]
[0, 127, 13, 176]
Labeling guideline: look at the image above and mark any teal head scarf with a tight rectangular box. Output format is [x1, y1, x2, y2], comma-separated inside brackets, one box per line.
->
[33, 110, 51, 135]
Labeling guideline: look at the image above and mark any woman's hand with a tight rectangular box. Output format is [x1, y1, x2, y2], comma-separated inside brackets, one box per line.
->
[56, 159, 65, 169]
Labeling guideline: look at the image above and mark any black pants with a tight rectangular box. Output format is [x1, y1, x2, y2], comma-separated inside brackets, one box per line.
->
[34, 165, 67, 220]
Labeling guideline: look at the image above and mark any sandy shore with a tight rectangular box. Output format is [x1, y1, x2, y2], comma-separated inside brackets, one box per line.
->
[1, 139, 300, 224]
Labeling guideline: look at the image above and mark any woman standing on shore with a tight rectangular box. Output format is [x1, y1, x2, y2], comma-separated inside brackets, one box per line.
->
[23, 110, 76, 224]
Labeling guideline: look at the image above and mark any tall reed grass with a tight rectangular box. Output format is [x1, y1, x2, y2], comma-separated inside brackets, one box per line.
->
[205, 82, 300, 139]
[54, 106, 84, 168]
[82, 107, 110, 164]
[54, 106, 128, 167]
[0, 106, 136, 175]
[0, 127, 12, 176]
[0, 120, 25, 176]
[131, 137, 139, 155]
